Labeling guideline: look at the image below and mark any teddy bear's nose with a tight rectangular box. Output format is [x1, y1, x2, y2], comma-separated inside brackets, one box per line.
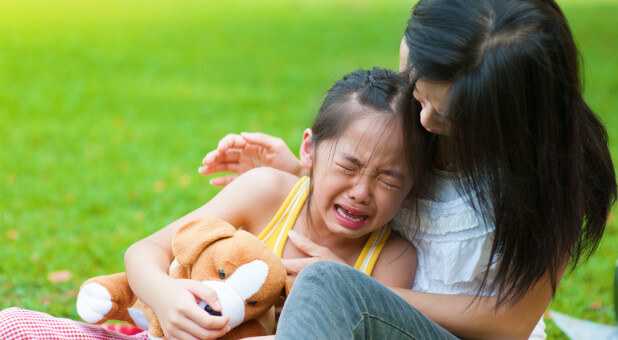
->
[203, 304, 223, 316]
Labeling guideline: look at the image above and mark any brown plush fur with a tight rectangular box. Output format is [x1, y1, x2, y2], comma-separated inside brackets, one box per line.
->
[78, 217, 292, 340]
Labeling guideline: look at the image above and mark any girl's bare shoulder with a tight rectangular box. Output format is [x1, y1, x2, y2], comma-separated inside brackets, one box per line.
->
[234, 167, 301, 196]
[223, 167, 302, 230]
[371, 230, 417, 289]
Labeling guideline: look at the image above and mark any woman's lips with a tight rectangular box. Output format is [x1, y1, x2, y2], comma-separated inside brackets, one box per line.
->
[333, 204, 369, 229]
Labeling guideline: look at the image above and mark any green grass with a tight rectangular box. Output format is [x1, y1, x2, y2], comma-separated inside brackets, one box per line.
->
[0, 0, 616, 338]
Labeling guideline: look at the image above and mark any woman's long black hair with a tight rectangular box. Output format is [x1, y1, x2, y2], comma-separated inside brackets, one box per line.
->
[403, 0, 616, 306]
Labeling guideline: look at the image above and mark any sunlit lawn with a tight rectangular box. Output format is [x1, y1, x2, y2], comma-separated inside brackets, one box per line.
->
[0, 0, 616, 338]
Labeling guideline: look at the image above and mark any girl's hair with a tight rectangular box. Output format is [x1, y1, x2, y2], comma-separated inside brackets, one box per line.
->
[311, 67, 416, 172]
[403, 0, 617, 306]
[312, 68, 407, 144]
[306, 67, 418, 227]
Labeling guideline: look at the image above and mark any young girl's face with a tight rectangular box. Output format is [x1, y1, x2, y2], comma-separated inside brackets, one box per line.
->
[304, 113, 413, 240]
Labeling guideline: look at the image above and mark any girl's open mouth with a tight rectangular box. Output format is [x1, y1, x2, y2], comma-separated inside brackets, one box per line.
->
[333, 204, 369, 228]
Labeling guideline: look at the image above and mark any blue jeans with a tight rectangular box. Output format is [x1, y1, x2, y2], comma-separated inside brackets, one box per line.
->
[276, 261, 458, 339]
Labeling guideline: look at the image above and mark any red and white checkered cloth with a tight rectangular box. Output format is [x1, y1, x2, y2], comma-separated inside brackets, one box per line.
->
[0, 307, 149, 340]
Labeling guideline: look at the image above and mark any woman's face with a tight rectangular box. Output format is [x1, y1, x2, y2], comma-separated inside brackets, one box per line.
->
[413, 80, 452, 136]
[399, 37, 453, 136]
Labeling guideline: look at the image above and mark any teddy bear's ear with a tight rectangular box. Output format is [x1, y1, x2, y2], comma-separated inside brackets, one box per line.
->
[172, 217, 236, 267]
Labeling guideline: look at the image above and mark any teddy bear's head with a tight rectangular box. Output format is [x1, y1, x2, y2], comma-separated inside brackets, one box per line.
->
[170, 217, 291, 330]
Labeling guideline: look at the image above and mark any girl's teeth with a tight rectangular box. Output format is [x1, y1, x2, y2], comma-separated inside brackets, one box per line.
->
[336, 206, 366, 222]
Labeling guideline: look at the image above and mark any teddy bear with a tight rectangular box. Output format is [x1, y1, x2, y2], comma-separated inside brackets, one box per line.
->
[76, 217, 292, 340]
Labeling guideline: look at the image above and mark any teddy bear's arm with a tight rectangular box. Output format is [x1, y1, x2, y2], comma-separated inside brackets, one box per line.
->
[148, 314, 165, 339]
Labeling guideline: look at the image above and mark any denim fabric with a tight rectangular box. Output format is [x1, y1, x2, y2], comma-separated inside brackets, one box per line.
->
[276, 261, 459, 339]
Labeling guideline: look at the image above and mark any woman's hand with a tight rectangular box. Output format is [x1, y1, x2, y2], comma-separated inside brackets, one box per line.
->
[199, 132, 305, 187]
[283, 231, 347, 282]
[152, 277, 231, 340]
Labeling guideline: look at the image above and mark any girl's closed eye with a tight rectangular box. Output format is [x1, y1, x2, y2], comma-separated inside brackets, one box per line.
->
[336, 162, 357, 174]
[379, 178, 401, 190]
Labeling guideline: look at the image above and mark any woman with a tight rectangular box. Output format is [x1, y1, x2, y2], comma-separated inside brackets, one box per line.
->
[200, 0, 617, 338]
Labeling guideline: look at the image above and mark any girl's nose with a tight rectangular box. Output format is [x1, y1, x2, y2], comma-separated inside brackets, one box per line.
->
[348, 177, 371, 204]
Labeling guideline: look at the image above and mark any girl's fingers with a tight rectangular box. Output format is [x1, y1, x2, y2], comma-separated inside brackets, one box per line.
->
[183, 309, 230, 340]
[180, 283, 231, 338]
[187, 283, 222, 312]
[165, 328, 201, 340]
[192, 315, 231, 338]
[167, 317, 228, 340]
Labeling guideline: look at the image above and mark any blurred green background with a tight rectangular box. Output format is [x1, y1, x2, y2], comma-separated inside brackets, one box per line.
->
[0, 0, 616, 338]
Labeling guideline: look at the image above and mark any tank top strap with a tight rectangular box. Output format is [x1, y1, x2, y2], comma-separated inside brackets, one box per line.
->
[354, 225, 391, 275]
[258, 176, 310, 257]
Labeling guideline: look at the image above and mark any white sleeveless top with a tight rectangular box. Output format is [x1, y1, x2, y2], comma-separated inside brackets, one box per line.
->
[391, 171, 546, 340]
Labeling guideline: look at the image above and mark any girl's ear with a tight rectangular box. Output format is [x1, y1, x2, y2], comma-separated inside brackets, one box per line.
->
[299, 128, 314, 169]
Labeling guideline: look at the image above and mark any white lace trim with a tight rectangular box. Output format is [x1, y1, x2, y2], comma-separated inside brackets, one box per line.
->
[416, 209, 480, 235]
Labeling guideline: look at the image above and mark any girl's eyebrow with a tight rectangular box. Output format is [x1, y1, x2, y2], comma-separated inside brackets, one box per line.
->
[341, 154, 404, 180]
[378, 168, 405, 180]
[342, 154, 365, 167]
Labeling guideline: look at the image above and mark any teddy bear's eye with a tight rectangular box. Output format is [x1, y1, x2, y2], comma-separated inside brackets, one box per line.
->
[247, 300, 257, 305]
[219, 270, 226, 279]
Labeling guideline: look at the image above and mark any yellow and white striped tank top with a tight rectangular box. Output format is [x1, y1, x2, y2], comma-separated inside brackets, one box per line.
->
[257, 176, 391, 275]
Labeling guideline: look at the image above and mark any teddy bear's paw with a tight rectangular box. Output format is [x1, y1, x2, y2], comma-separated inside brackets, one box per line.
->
[76, 282, 113, 323]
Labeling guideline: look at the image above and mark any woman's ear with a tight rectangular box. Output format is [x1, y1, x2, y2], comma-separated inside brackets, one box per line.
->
[299, 128, 314, 169]
[399, 36, 409, 73]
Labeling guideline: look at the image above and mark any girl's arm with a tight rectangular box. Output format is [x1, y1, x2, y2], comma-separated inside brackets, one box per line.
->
[125, 167, 293, 339]
[391, 263, 567, 340]
[125, 224, 230, 339]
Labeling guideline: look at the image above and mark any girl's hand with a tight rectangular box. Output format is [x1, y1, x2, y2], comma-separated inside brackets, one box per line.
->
[282, 231, 346, 282]
[152, 278, 231, 340]
[199, 132, 305, 187]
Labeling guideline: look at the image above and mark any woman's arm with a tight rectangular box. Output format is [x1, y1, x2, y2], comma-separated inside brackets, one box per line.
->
[199, 132, 307, 187]
[282, 230, 417, 289]
[391, 264, 567, 340]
